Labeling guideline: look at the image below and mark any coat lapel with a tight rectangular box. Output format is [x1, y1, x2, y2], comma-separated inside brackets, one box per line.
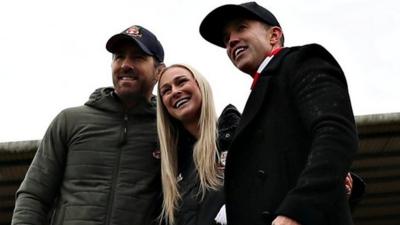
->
[233, 75, 271, 139]
[231, 48, 290, 145]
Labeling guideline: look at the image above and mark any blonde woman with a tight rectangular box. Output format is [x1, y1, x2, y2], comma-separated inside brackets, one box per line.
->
[157, 64, 240, 225]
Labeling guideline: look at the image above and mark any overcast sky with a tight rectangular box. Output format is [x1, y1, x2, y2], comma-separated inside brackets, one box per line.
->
[1, 0, 399, 142]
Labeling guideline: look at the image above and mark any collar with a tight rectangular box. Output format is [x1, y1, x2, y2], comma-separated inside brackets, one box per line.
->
[250, 47, 283, 90]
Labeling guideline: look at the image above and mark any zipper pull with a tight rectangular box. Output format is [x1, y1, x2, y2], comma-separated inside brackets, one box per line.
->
[120, 114, 128, 145]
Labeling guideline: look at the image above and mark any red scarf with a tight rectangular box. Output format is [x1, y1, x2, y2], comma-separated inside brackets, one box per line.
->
[250, 47, 282, 90]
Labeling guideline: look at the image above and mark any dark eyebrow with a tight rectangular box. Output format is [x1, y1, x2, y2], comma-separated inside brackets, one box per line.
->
[112, 52, 124, 59]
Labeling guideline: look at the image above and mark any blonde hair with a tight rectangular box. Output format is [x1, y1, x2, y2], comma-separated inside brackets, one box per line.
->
[156, 64, 222, 225]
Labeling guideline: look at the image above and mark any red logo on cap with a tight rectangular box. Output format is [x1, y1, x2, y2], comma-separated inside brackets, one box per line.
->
[125, 26, 142, 38]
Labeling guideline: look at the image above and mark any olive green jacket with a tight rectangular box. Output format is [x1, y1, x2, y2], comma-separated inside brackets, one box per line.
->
[12, 87, 162, 225]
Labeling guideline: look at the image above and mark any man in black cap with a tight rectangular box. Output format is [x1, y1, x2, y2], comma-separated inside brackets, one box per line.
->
[200, 2, 358, 225]
[12, 25, 165, 225]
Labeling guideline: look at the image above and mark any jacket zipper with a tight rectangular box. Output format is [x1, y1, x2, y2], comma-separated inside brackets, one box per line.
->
[105, 112, 128, 225]
[121, 114, 128, 145]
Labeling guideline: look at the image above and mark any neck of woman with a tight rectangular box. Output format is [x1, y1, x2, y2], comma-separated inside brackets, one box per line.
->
[183, 122, 200, 139]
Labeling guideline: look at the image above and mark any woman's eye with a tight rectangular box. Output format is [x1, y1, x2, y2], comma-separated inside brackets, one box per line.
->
[178, 79, 187, 86]
[161, 88, 171, 96]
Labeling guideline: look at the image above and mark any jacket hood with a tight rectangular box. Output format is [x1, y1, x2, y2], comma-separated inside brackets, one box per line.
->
[85, 87, 156, 116]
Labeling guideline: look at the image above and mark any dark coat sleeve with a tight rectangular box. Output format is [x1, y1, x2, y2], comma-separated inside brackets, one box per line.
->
[12, 111, 68, 225]
[275, 45, 359, 224]
[217, 104, 241, 152]
[349, 172, 366, 211]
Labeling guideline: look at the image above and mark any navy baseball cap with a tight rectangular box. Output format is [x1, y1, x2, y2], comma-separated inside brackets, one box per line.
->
[106, 25, 164, 62]
[200, 2, 281, 48]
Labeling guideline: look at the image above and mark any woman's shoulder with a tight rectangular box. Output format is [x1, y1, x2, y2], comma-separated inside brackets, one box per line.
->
[217, 104, 241, 132]
[217, 104, 241, 153]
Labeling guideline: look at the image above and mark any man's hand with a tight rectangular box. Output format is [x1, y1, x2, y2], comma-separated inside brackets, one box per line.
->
[345, 172, 353, 199]
[272, 215, 301, 225]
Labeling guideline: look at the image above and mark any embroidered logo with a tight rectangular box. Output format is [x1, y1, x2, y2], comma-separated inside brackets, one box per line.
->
[125, 26, 142, 38]
[152, 149, 161, 159]
[177, 173, 183, 182]
[220, 150, 228, 167]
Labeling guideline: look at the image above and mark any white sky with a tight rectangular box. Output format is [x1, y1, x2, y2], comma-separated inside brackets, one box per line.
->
[1, 0, 399, 142]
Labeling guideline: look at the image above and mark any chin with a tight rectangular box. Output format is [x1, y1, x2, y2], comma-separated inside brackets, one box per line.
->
[234, 60, 249, 71]
[236, 65, 253, 75]
[177, 108, 198, 123]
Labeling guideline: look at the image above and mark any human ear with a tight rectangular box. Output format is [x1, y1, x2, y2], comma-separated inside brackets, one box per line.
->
[155, 63, 166, 81]
[270, 27, 283, 45]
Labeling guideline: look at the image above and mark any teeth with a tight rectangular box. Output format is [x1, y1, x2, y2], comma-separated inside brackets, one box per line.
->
[175, 98, 189, 108]
[121, 77, 132, 80]
[120, 76, 136, 80]
[234, 47, 245, 58]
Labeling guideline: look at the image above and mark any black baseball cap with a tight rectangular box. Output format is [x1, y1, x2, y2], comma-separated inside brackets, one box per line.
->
[106, 25, 164, 62]
[200, 1, 281, 48]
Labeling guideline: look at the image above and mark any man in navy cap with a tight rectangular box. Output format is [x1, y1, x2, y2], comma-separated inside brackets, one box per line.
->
[200, 2, 358, 225]
[12, 25, 165, 225]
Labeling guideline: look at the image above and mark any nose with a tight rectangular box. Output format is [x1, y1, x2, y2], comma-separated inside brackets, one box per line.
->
[228, 39, 240, 50]
[171, 86, 182, 98]
[121, 58, 134, 72]
[227, 32, 240, 49]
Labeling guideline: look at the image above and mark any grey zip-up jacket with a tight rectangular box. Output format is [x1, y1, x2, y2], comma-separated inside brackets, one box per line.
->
[12, 87, 162, 225]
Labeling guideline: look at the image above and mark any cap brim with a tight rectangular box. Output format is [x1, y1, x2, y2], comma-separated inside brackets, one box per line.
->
[106, 33, 152, 56]
[199, 4, 256, 48]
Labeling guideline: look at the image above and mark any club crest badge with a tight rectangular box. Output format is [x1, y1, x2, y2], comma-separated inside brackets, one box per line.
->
[125, 26, 142, 38]
[220, 150, 228, 167]
[152, 149, 161, 159]
[177, 173, 183, 182]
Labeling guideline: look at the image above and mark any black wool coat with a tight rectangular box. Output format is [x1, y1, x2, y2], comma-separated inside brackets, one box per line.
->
[224, 44, 359, 225]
